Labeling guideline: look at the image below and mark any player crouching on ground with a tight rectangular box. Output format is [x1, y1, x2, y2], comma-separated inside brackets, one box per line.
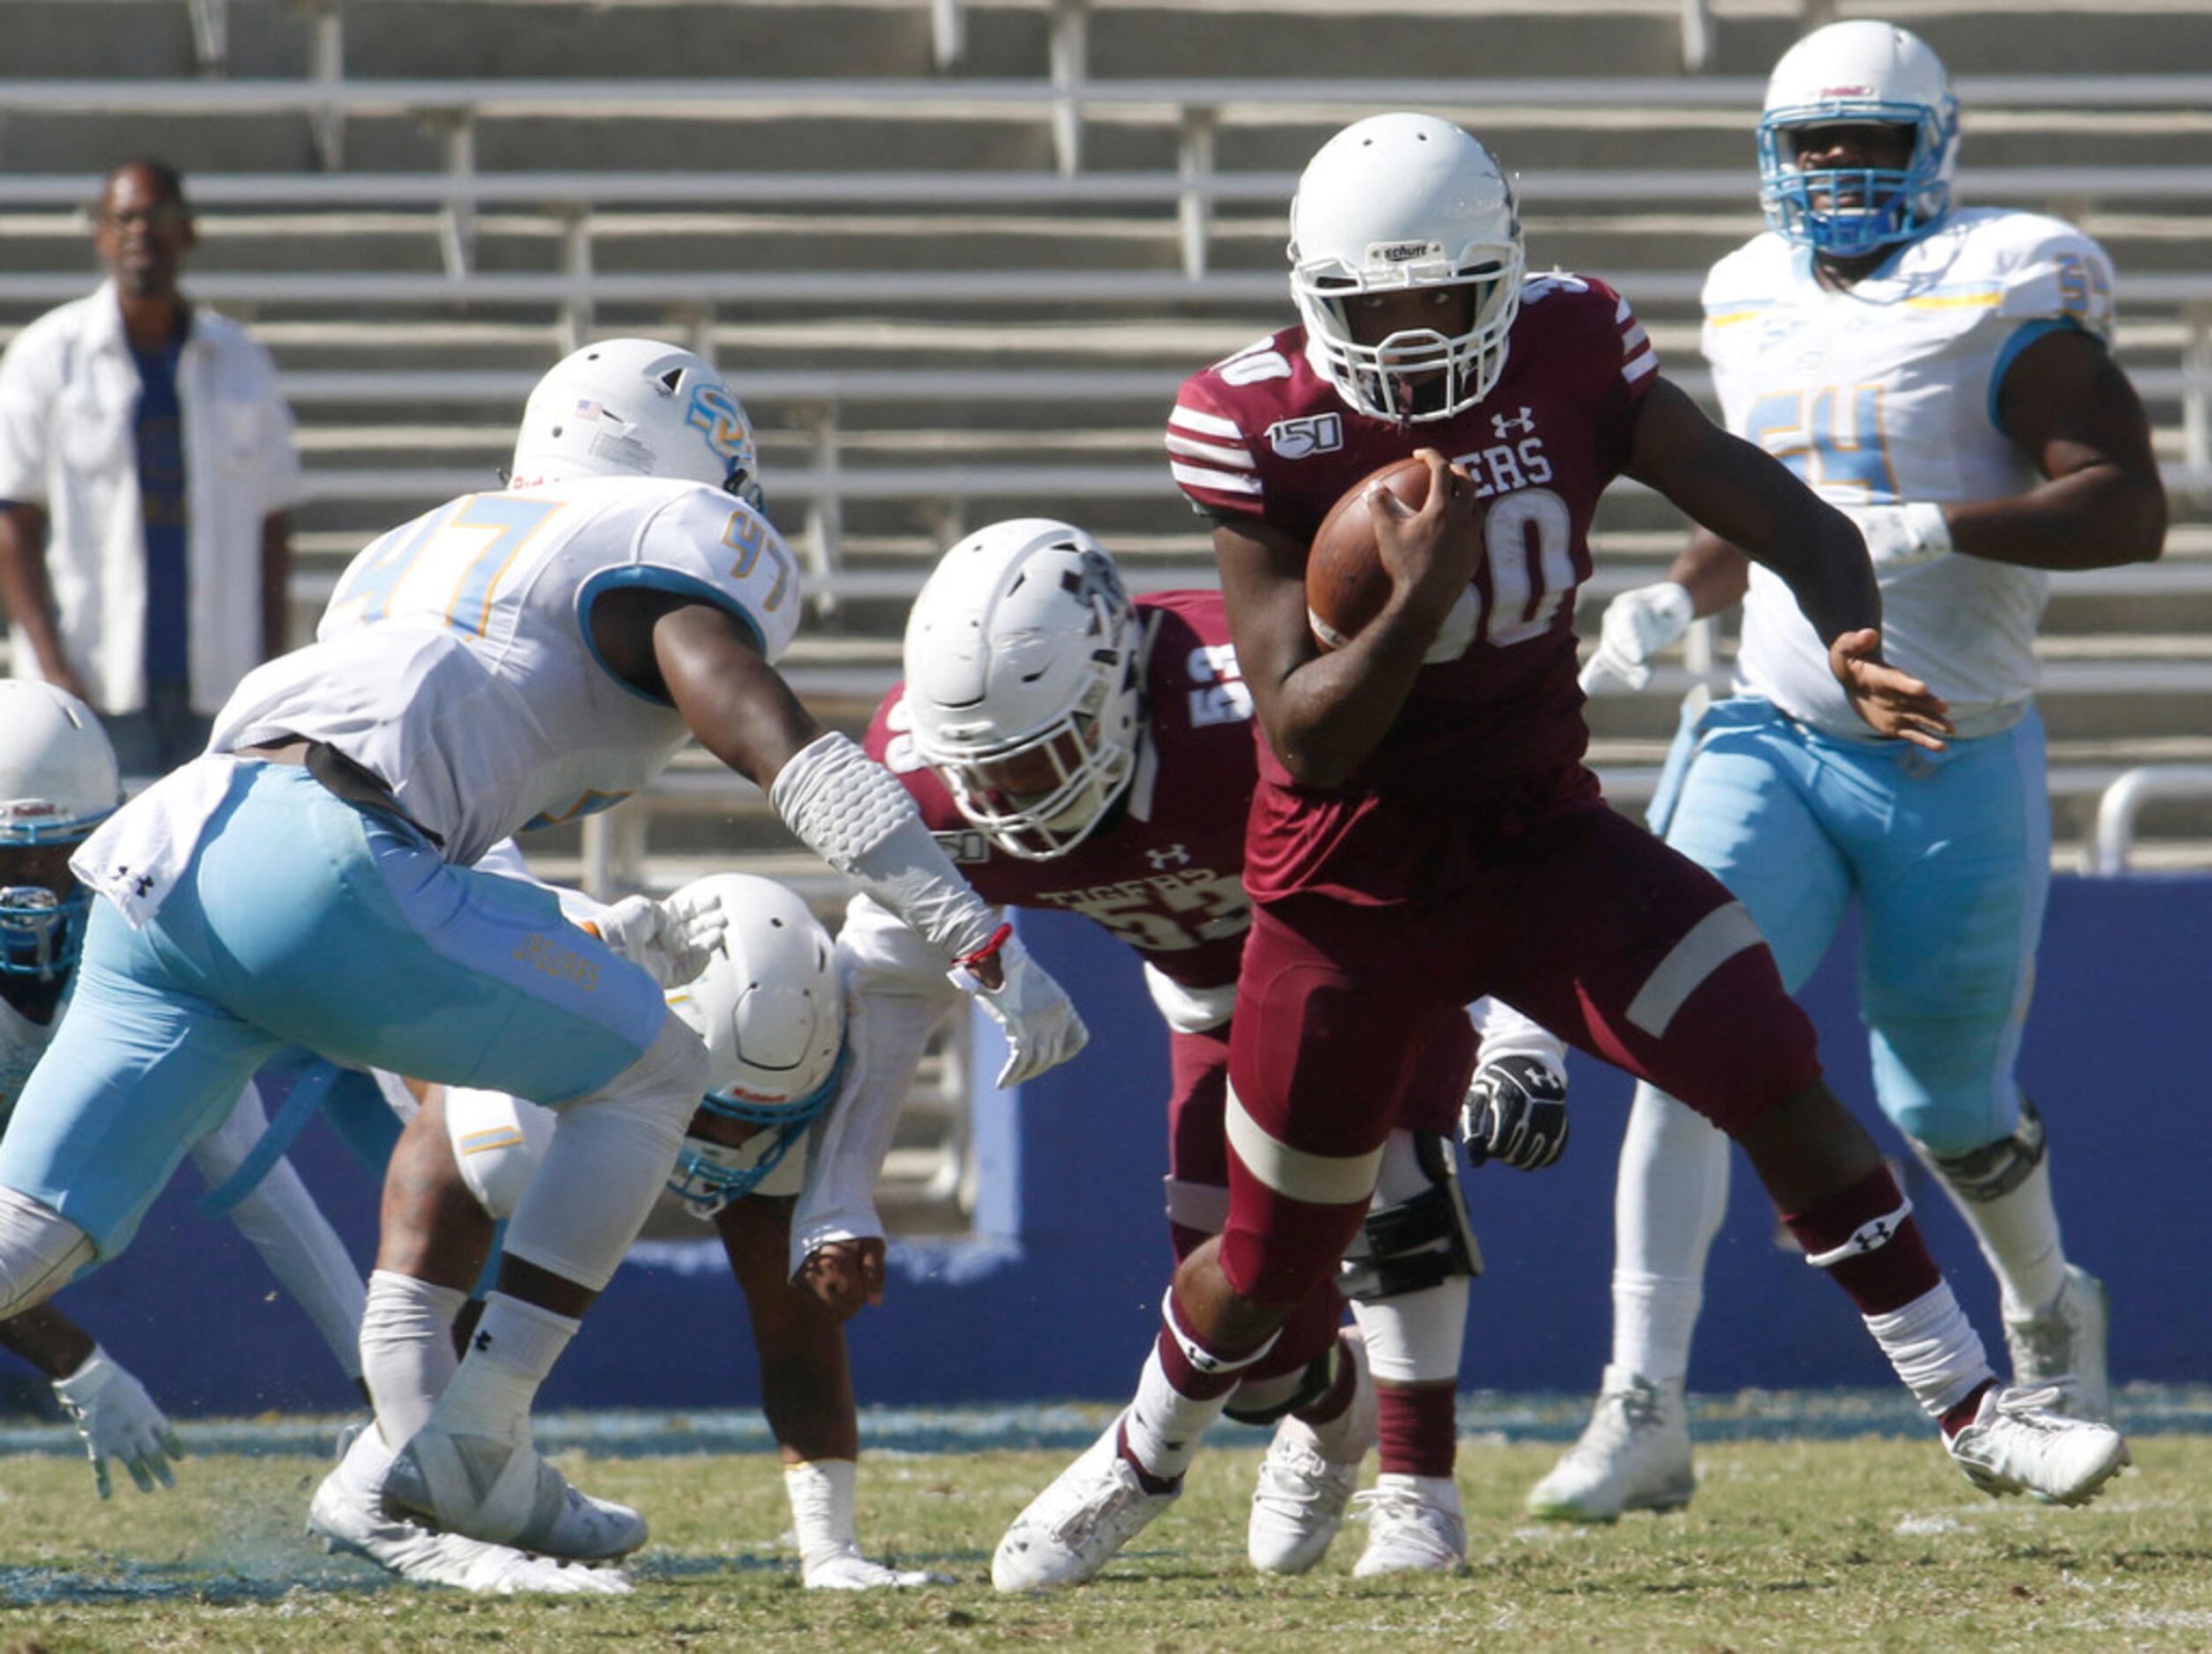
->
[314, 870, 940, 1592]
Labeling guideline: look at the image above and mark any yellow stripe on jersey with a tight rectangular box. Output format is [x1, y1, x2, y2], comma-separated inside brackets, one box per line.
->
[1904, 290, 2003, 311]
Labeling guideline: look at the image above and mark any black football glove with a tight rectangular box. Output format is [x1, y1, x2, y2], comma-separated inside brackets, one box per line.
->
[1461, 1052, 1569, 1171]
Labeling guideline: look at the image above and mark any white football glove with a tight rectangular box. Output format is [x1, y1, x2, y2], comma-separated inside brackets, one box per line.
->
[590, 887, 729, 989]
[52, 1347, 183, 1498]
[1838, 501, 1952, 572]
[1579, 581, 1694, 695]
[951, 931, 1090, 1088]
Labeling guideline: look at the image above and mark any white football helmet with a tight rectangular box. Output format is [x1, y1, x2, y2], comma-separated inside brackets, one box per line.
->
[902, 518, 1142, 862]
[1288, 113, 1526, 424]
[508, 336, 764, 509]
[663, 874, 846, 1213]
[1758, 21, 1958, 257]
[0, 682, 122, 982]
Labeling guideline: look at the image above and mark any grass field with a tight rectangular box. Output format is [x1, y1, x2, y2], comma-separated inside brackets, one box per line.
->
[0, 1398, 2208, 1652]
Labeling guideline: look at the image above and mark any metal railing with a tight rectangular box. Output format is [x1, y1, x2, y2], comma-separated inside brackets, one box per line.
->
[2089, 765, 2212, 874]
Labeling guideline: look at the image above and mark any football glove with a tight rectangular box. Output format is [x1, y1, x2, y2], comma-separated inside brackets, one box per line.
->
[589, 887, 729, 989]
[1461, 1052, 1570, 1172]
[1579, 581, 1694, 695]
[52, 1347, 183, 1498]
[951, 931, 1090, 1088]
[1838, 501, 1952, 572]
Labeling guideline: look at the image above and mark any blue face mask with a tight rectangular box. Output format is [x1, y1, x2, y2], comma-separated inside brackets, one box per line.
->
[1757, 102, 1956, 258]
[0, 882, 89, 983]
[664, 1045, 850, 1219]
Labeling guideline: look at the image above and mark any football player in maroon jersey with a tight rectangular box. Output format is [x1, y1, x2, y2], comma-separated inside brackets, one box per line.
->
[813, 517, 1569, 1576]
[994, 113, 2127, 1593]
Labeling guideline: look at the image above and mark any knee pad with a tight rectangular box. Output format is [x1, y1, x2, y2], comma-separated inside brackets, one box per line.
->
[1339, 1132, 1482, 1304]
[445, 1086, 556, 1222]
[501, 1014, 707, 1293]
[0, 1186, 95, 1321]
[1918, 1097, 2046, 1203]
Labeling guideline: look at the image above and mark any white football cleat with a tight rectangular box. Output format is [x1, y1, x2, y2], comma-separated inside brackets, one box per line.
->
[1247, 1338, 1375, 1575]
[803, 1545, 949, 1591]
[1944, 1384, 2130, 1507]
[312, 1425, 632, 1595]
[1350, 1475, 1466, 1576]
[1525, 1364, 1695, 1522]
[382, 1423, 647, 1562]
[2003, 1265, 2111, 1421]
[992, 1414, 1179, 1592]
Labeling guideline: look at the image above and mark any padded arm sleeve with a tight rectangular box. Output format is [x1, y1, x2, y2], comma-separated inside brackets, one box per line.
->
[769, 731, 1000, 964]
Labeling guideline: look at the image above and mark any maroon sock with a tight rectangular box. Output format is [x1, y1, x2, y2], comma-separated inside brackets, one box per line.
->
[1939, 1379, 2000, 1440]
[1376, 1381, 1457, 1479]
[1115, 1416, 1184, 1495]
[1782, 1165, 1942, 1317]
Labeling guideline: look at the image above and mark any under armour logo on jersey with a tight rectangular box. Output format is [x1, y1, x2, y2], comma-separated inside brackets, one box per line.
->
[1267, 413, 1343, 459]
[1146, 843, 1191, 869]
[474, 1329, 493, 1353]
[1492, 407, 1535, 439]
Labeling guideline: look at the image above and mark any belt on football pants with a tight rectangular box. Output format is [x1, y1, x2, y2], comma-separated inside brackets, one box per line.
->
[236, 735, 447, 848]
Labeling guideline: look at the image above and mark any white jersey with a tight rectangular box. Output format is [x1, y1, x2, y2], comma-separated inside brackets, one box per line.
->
[1702, 208, 2115, 738]
[211, 476, 803, 866]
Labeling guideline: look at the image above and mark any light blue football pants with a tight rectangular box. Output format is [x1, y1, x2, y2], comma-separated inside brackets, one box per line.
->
[1647, 696, 2049, 1154]
[0, 762, 668, 1260]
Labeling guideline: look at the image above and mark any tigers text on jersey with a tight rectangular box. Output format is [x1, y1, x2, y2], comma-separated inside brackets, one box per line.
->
[211, 476, 803, 867]
[865, 591, 1255, 992]
[1704, 209, 2112, 737]
[1167, 275, 1656, 905]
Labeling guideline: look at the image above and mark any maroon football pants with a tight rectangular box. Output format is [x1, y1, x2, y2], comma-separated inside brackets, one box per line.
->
[1221, 802, 1820, 1304]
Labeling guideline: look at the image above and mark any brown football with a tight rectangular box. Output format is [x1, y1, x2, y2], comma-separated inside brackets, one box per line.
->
[1304, 455, 1432, 650]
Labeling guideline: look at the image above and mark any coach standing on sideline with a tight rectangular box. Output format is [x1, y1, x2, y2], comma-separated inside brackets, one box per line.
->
[0, 159, 299, 776]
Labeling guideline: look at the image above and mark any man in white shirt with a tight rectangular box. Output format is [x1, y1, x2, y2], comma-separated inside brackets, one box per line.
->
[0, 159, 298, 775]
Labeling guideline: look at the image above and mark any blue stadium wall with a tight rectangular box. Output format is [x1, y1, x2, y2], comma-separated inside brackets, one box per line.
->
[22, 873, 2208, 1419]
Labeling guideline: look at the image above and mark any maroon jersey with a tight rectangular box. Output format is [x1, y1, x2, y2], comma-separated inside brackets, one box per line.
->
[865, 589, 1255, 991]
[1165, 273, 1659, 905]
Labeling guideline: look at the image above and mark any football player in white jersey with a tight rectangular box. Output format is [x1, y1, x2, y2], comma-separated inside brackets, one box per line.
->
[316, 867, 942, 1592]
[0, 679, 371, 1501]
[1542, 19, 2166, 1520]
[0, 338, 1086, 1562]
